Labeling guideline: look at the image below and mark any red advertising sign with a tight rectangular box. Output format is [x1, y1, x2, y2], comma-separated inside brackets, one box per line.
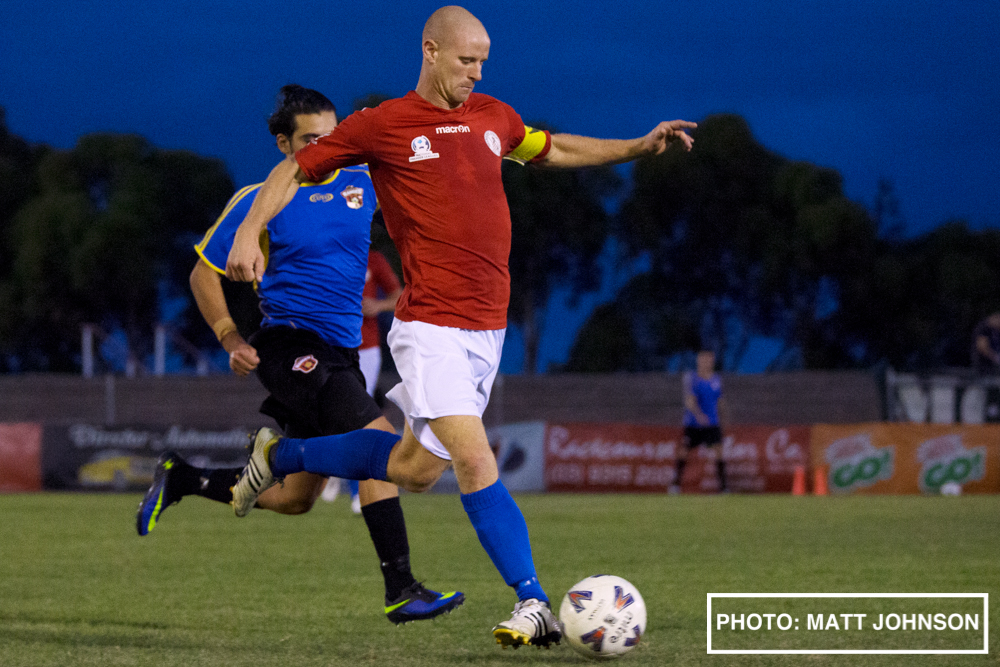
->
[722, 425, 811, 493]
[544, 423, 682, 493]
[0, 422, 43, 492]
[543, 423, 810, 493]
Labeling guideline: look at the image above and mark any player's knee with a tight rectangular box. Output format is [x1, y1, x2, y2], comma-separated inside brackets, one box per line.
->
[451, 450, 497, 487]
[271, 496, 316, 515]
[397, 467, 440, 494]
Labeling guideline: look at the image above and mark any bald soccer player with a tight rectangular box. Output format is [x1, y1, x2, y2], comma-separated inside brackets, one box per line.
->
[226, 6, 695, 649]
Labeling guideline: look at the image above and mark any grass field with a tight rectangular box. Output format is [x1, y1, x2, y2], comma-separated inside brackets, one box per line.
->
[0, 492, 997, 666]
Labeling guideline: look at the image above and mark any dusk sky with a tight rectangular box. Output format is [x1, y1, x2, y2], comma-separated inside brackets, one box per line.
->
[3, 0, 998, 237]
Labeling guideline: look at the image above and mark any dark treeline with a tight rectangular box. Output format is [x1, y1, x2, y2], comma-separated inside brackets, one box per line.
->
[0, 107, 995, 373]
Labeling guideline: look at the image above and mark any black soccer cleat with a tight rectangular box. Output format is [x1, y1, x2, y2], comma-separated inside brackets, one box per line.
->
[384, 582, 465, 625]
[135, 451, 187, 536]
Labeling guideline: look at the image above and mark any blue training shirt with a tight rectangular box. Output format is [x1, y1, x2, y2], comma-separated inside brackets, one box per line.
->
[682, 371, 723, 427]
[195, 166, 378, 348]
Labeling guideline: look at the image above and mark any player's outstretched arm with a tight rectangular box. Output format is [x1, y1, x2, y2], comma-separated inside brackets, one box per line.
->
[190, 260, 259, 376]
[226, 159, 302, 282]
[539, 120, 697, 169]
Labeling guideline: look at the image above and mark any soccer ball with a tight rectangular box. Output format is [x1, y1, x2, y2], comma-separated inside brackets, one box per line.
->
[559, 575, 647, 659]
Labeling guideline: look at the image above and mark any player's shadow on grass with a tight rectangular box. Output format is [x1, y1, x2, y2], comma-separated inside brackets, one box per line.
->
[0, 612, 213, 652]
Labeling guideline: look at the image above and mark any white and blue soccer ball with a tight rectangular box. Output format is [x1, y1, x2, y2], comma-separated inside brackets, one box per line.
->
[559, 575, 647, 659]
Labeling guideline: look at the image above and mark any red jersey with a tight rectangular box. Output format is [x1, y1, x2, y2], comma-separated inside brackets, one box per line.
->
[296, 91, 551, 330]
[361, 250, 401, 350]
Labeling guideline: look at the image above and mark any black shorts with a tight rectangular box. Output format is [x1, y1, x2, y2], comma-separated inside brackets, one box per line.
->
[249, 325, 382, 438]
[683, 426, 723, 449]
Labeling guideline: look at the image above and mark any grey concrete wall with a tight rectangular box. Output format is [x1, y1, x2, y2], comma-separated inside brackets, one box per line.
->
[0, 371, 882, 427]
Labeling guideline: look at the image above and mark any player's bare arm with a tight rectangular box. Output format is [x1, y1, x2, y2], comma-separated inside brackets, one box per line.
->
[362, 287, 403, 318]
[226, 158, 303, 282]
[539, 120, 697, 169]
[189, 259, 259, 376]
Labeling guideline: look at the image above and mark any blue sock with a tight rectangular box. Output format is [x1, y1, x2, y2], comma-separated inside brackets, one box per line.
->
[271, 429, 399, 481]
[349, 479, 360, 497]
[461, 479, 547, 603]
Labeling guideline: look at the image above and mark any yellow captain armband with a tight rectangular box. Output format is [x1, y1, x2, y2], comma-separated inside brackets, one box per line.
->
[505, 126, 550, 165]
[212, 317, 238, 342]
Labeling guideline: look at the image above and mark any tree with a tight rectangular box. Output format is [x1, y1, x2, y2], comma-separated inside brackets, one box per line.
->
[570, 114, 879, 371]
[838, 222, 1000, 369]
[0, 133, 233, 371]
[503, 139, 621, 373]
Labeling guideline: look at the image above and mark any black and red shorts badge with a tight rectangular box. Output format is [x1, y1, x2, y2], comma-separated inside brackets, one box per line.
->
[292, 355, 318, 373]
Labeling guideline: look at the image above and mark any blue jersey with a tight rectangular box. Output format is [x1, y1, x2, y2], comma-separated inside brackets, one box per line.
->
[195, 167, 378, 348]
[683, 371, 723, 427]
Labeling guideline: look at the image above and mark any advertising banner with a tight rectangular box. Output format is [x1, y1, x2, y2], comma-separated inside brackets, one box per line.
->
[0, 422, 43, 492]
[722, 425, 811, 493]
[543, 423, 809, 493]
[41, 423, 253, 492]
[810, 423, 1000, 495]
[544, 422, 682, 493]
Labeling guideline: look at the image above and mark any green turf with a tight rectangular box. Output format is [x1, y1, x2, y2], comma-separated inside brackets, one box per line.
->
[0, 492, 996, 666]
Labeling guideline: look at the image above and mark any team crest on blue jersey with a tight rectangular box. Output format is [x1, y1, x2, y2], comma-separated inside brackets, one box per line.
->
[292, 355, 318, 373]
[613, 586, 635, 612]
[567, 590, 593, 613]
[340, 185, 364, 209]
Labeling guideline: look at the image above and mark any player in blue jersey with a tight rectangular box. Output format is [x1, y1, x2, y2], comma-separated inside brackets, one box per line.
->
[675, 350, 729, 492]
[135, 84, 463, 624]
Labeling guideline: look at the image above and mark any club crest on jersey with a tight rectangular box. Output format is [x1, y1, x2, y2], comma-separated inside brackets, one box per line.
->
[408, 135, 440, 162]
[340, 185, 364, 209]
[613, 586, 635, 612]
[567, 590, 593, 613]
[292, 355, 318, 373]
[484, 130, 502, 156]
[309, 193, 335, 203]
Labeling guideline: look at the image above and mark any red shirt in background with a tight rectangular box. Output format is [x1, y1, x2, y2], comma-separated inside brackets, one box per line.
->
[361, 249, 401, 350]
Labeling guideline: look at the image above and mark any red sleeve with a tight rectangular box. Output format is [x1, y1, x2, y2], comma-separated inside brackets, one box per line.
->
[295, 108, 376, 181]
[369, 250, 401, 293]
[503, 103, 527, 154]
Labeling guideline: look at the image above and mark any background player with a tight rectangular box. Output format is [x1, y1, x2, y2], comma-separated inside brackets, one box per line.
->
[675, 350, 730, 493]
[322, 248, 402, 511]
[225, 6, 695, 648]
[136, 84, 462, 624]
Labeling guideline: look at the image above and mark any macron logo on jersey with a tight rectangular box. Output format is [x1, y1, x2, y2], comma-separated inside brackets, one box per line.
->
[436, 125, 470, 134]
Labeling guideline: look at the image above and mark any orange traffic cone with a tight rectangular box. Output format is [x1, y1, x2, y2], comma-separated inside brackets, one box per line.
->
[791, 465, 807, 496]
[814, 467, 829, 496]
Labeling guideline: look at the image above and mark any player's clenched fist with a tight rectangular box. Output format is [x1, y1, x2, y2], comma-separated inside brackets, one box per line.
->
[226, 226, 266, 283]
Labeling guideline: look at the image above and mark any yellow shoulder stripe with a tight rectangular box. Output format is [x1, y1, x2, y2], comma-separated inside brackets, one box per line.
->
[194, 183, 262, 254]
[507, 126, 549, 164]
[194, 228, 269, 276]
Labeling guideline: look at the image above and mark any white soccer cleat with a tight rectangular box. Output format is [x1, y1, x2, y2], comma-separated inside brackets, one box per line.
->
[232, 427, 280, 517]
[350, 494, 362, 515]
[492, 598, 563, 649]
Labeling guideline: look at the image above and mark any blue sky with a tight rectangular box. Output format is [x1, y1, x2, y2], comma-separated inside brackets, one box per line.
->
[2, 0, 997, 235]
[1, 1, 998, 373]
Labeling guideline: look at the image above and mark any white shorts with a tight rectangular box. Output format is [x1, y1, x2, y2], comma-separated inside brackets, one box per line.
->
[386, 318, 505, 461]
[358, 345, 382, 397]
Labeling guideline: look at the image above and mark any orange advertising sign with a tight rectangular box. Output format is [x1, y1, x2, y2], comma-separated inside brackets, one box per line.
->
[810, 423, 1000, 495]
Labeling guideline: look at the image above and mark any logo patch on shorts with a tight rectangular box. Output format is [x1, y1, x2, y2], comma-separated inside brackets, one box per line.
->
[292, 355, 318, 373]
